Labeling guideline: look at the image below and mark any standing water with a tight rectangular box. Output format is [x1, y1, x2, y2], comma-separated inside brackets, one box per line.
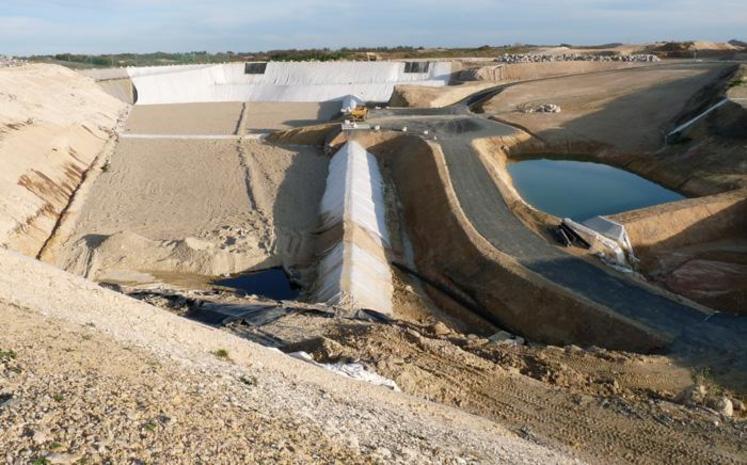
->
[213, 267, 299, 300]
[507, 158, 685, 221]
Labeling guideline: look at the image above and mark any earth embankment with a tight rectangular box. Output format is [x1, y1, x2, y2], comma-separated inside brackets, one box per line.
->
[368, 135, 666, 351]
[0, 64, 127, 257]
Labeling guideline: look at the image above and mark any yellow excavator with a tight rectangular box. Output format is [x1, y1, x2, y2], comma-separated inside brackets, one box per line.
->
[349, 105, 368, 122]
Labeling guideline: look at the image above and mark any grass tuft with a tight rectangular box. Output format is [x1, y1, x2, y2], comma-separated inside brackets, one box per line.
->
[239, 375, 256, 386]
[212, 349, 231, 361]
[0, 349, 17, 361]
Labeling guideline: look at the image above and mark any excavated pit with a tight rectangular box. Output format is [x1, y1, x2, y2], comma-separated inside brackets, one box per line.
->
[25, 60, 747, 340]
[4, 60, 747, 465]
[475, 129, 747, 316]
[37, 61, 456, 307]
[47, 127, 331, 295]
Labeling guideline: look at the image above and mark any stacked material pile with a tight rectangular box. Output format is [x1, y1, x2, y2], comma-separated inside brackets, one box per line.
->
[520, 103, 561, 113]
[496, 53, 659, 64]
[0, 55, 25, 68]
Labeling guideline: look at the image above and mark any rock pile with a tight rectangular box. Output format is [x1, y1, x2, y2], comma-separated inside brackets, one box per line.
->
[496, 53, 660, 64]
[520, 103, 561, 113]
[0, 56, 25, 68]
[675, 383, 743, 418]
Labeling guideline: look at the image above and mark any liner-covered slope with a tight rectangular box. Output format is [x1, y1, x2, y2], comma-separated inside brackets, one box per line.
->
[312, 141, 393, 314]
[128, 61, 452, 105]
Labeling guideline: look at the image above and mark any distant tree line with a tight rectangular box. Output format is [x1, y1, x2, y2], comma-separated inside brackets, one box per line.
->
[23, 44, 536, 68]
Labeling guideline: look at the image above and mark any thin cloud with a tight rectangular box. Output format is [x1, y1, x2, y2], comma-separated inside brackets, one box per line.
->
[1, 0, 745, 55]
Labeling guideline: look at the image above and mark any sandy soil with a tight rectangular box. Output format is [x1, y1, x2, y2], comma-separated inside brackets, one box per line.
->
[535, 42, 741, 56]
[533, 45, 647, 56]
[0, 64, 126, 256]
[241, 139, 329, 270]
[123, 101, 341, 135]
[483, 64, 729, 151]
[240, 101, 341, 132]
[296, 323, 747, 465]
[642, 239, 747, 314]
[125, 102, 244, 134]
[726, 65, 747, 103]
[54, 138, 328, 280]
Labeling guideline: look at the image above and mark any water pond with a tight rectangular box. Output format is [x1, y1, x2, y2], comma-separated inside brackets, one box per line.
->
[507, 158, 685, 221]
[213, 267, 299, 300]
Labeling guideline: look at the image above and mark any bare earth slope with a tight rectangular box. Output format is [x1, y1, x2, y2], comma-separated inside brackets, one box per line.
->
[0, 249, 582, 465]
[54, 139, 327, 280]
[483, 63, 728, 151]
[0, 64, 126, 256]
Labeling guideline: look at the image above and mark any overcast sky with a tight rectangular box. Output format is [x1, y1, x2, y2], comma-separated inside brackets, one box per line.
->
[2, 0, 745, 55]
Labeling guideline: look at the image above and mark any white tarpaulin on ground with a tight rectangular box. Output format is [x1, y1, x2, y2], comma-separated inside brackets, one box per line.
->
[127, 61, 452, 105]
[288, 351, 400, 391]
[313, 141, 393, 314]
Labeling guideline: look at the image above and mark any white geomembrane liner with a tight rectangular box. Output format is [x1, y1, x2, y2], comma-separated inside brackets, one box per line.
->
[313, 141, 393, 314]
[319, 141, 389, 245]
[128, 61, 452, 105]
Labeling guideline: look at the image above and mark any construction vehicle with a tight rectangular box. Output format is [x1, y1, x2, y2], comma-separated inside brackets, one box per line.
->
[349, 105, 368, 122]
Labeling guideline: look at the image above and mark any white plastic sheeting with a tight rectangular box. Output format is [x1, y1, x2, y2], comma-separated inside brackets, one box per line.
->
[582, 216, 634, 256]
[127, 61, 453, 105]
[318, 141, 389, 243]
[562, 217, 633, 270]
[288, 351, 400, 391]
[313, 141, 393, 314]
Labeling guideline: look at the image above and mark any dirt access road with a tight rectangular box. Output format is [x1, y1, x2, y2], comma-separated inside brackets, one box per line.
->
[367, 62, 747, 382]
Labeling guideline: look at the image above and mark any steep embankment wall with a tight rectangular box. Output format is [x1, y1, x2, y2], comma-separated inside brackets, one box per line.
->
[96, 79, 136, 104]
[372, 136, 665, 351]
[128, 61, 452, 105]
[79, 68, 135, 104]
[389, 81, 498, 108]
[0, 64, 127, 257]
[610, 190, 747, 253]
[312, 141, 393, 314]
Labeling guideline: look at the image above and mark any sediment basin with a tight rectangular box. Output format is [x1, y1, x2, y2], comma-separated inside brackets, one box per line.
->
[507, 158, 685, 221]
